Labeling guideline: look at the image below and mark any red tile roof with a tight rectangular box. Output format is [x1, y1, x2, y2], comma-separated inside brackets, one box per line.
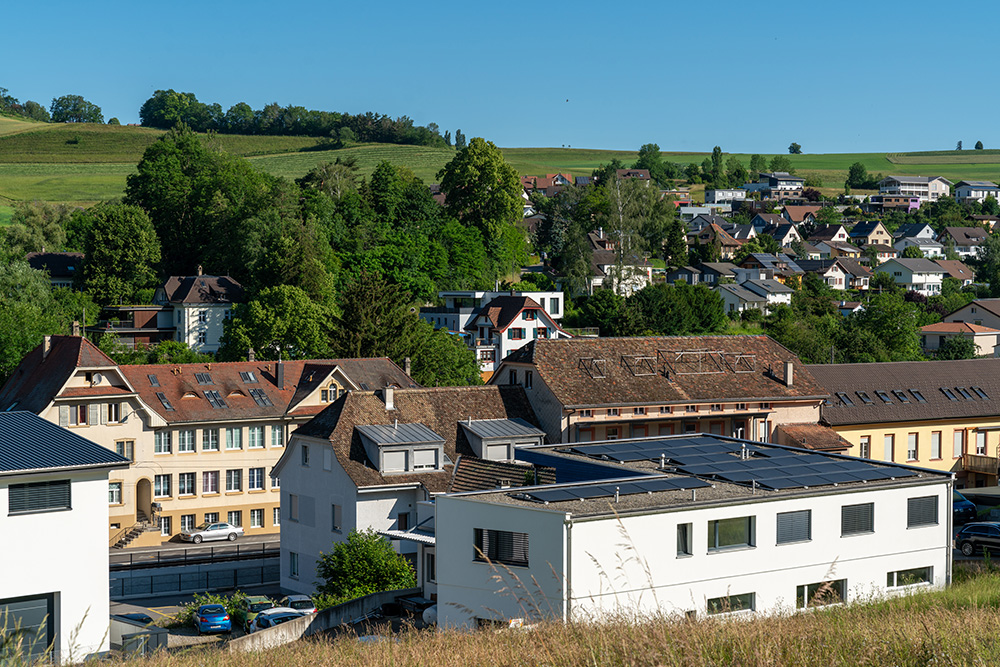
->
[0, 336, 118, 414]
[783, 206, 822, 223]
[449, 456, 554, 492]
[920, 322, 999, 334]
[774, 423, 852, 453]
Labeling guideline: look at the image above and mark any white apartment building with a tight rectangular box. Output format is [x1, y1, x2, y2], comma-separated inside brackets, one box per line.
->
[878, 176, 952, 203]
[153, 270, 244, 354]
[875, 259, 945, 296]
[954, 180, 1000, 205]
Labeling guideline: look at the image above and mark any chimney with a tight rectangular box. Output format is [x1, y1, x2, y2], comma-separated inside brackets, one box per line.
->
[784, 360, 794, 387]
[404, 357, 411, 376]
[71, 320, 80, 337]
[247, 347, 255, 362]
[42, 335, 52, 360]
[384, 385, 395, 411]
[196, 264, 203, 276]
[276, 360, 285, 390]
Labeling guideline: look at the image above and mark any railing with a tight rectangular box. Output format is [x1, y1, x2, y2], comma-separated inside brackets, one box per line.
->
[109, 523, 137, 548]
[474, 339, 496, 347]
[110, 564, 280, 598]
[963, 453, 999, 476]
[110, 541, 280, 570]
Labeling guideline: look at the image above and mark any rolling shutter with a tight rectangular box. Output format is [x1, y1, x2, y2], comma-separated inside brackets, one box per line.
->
[485, 444, 508, 461]
[0, 594, 55, 660]
[413, 449, 438, 469]
[383, 450, 407, 473]
[58, 405, 69, 427]
[907, 496, 938, 527]
[88, 403, 99, 425]
[8, 480, 71, 515]
[776, 509, 811, 544]
[841, 502, 874, 535]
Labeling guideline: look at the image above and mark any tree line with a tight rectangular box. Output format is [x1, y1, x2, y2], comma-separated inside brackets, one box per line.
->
[1, 86, 106, 123]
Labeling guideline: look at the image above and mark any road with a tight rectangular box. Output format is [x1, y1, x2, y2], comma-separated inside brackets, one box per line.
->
[110, 534, 278, 569]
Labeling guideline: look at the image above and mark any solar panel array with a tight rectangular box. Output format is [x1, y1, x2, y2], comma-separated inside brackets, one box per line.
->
[567, 436, 917, 491]
[516, 476, 711, 504]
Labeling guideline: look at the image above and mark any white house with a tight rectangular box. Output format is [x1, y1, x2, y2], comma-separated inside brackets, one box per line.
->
[153, 269, 244, 354]
[717, 284, 767, 315]
[893, 237, 944, 259]
[435, 434, 952, 627]
[878, 176, 952, 203]
[945, 299, 1000, 330]
[954, 180, 1000, 205]
[875, 259, 945, 296]
[938, 227, 989, 259]
[919, 322, 1000, 357]
[0, 412, 128, 663]
[420, 291, 565, 333]
[741, 279, 794, 309]
[705, 189, 746, 205]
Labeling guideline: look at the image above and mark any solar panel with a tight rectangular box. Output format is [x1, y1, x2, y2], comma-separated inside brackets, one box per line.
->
[517, 476, 711, 504]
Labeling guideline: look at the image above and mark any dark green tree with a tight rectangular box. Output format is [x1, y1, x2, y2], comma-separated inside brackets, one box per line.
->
[957, 141, 963, 151]
[443, 130, 451, 146]
[663, 220, 689, 267]
[710, 146, 724, 185]
[901, 245, 925, 259]
[725, 156, 747, 188]
[78, 203, 161, 304]
[315, 529, 416, 602]
[768, 156, 795, 174]
[0, 262, 74, 383]
[218, 284, 331, 361]
[975, 141, 985, 150]
[1, 201, 72, 254]
[49, 94, 103, 123]
[749, 154, 767, 174]
[935, 336, 977, 360]
[454, 129, 466, 150]
[788, 142, 802, 154]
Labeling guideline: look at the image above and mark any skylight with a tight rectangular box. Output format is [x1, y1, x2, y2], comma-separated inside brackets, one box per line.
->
[249, 388, 273, 407]
[195, 373, 213, 385]
[835, 392, 854, 407]
[909, 389, 926, 403]
[892, 390, 909, 404]
[240, 371, 258, 383]
[148, 374, 160, 387]
[156, 391, 174, 411]
[204, 390, 228, 409]
[856, 391, 874, 405]
[972, 386, 990, 400]
[875, 391, 892, 404]
[957, 387, 974, 400]
[941, 388, 958, 401]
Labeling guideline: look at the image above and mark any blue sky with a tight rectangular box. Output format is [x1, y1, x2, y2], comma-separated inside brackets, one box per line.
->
[3, 0, 989, 153]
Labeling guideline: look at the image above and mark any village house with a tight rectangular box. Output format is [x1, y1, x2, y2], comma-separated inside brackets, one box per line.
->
[717, 283, 768, 315]
[945, 299, 1000, 329]
[782, 205, 822, 225]
[893, 237, 944, 259]
[585, 231, 653, 296]
[874, 258, 944, 296]
[937, 227, 989, 259]
[878, 176, 952, 203]
[25, 251, 83, 290]
[808, 224, 851, 245]
[865, 194, 921, 214]
[954, 180, 1000, 205]
[919, 322, 1000, 357]
[744, 172, 805, 199]
[848, 221, 892, 247]
[737, 253, 804, 284]
[153, 269, 245, 354]
[934, 259, 975, 286]
[705, 188, 746, 204]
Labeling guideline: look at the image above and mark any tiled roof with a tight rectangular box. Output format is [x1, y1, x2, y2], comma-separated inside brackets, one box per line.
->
[934, 260, 975, 281]
[835, 259, 872, 278]
[808, 359, 1000, 426]
[920, 322, 1000, 334]
[941, 226, 989, 245]
[290, 386, 541, 491]
[501, 336, 827, 408]
[470, 295, 545, 331]
[160, 275, 245, 304]
[719, 284, 766, 302]
[25, 252, 84, 279]
[808, 224, 845, 242]
[951, 299, 1000, 319]
[883, 258, 945, 273]
[783, 205, 822, 223]
[0, 336, 118, 414]
[774, 423, 852, 453]
[449, 456, 555, 493]
[0, 411, 128, 475]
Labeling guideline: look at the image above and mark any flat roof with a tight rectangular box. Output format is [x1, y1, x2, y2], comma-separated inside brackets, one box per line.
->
[356, 422, 444, 446]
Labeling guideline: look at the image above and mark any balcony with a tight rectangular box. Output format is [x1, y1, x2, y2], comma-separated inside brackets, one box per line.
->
[963, 453, 999, 476]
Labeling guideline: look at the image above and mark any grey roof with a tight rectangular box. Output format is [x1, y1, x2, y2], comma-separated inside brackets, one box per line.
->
[883, 258, 945, 273]
[355, 422, 444, 446]
[743, 279, 793, 296]
[894, 223, 935, 239]
[0, 412, 129, 476]
[459, 418, 547, 440]
[719, 284, 766, 302]
[699, 262, 739, 276]
[899, 238, 943, 247]
[956, 181, 999, 189]
[881, 175, 953, 185]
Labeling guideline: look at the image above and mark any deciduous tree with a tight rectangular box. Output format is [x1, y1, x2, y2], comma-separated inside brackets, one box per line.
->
[50, 94, 103, 123]
[78, 203, 161, 304]
[788, 142, 802, 154]
[218, 284, 331, 361]
[315, 530, 416, 603]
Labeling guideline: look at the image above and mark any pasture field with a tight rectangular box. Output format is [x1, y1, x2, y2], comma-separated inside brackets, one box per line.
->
[250, 143, 458, 183]
[0, 163, 136, 205]
[0, 205, 12, 225]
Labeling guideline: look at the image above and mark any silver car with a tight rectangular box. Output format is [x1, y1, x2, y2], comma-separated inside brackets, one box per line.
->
[179, 521, 244, 543]
[247, 607, 305, 633]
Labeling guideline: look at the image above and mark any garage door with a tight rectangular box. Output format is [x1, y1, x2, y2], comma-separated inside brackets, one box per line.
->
[0, 593, 55, 661]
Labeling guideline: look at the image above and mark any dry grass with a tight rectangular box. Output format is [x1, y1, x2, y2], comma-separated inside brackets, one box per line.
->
[90, 564, 1000, 667]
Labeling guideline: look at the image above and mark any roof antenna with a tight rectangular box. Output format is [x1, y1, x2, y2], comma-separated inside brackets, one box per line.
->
[660, 453, 665, 469]
[614, 486, 620, 503]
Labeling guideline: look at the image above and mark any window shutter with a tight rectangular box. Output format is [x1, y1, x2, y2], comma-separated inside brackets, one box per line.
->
[413, 449, 438, 468]
[8, 480, 71, 514]
[841, 503, 874, 535]
[100, 404, 108, 425]
[58, 405, 69, 427]
[907, 496, 938, 527]
[88, 404, 99, 425]
[776, 510, 811, 544]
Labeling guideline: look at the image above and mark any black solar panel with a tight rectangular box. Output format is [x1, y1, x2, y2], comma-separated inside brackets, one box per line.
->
[517, 476, 711, 503]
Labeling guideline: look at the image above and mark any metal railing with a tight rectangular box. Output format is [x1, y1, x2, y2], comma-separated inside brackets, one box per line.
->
[110, 542, 280, 570]
[110, 564, 280, 598]
[109, 523, 138, 548]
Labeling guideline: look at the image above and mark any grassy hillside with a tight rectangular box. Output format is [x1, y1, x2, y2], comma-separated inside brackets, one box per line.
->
[2, 122, 1000, 205]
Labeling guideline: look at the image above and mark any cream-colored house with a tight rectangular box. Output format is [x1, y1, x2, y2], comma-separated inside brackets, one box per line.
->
[153, 270, 244, 354]
[0, 335, 415, 547]
[920, 322, 1000, 357]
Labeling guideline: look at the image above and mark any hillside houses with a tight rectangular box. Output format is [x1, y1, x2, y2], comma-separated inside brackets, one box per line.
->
[878, 175, 952, 203]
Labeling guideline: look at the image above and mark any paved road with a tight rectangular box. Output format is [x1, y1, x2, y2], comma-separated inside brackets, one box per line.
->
[110, 535, 278, 568]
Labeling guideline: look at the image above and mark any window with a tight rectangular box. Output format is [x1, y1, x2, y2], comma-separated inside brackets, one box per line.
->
[608, 408, 620, 417]
[524, 310, 536, 321]
[892, 390, 909, 404]
[301, 445, 310, 466]
[105, 402, 121, 423]
[289, 494, 299, 521]
[910, 389, 927, 403]
[509, 328, 525, 340]
[524, 371, 533, 389]
[240, 371, 258, 383]
[271, 476, 280, 489]
[197, 330, 207, 345]
[178, 430, 195, 453]
[154, 431, 171, 454]
[204, 512, 219, 524]
[226, 469, 242, 492]
[425, 553, 436, 583]
[707, 592, 755, 615]
[248, 467, 265, 491]
[875, 390, 892, 404]
[677, 523, 692, 557]
[859, 436, 870, 459]
[508, 370, 517, 385]
[907, 496, 938, 528]
[160, 516, 171, 536]
[154, 474, 171, 498]
[332, 504, 342, 532]
[942, 388, 958, 401]
[205, 390, 227, 408]
[227, 510, 242, 527]
[660, 406, 672, 414]
[606, 427, 619, 440]
[108, 481, 122, 505]
[958, 387, 974, 400]
[776, 510, 811, 544]
[634, 407, 647, 415]
[226, 428, 242, 450]
[796, 579, 846, 608]
[203, 428, 219, 452]
[708, 516, 755, 551]
[907, 433, 918, 461]
[977, 431, 987, 455]
[931, 431, 942, 459]
[250, 509, 264, 528]
[887, 567, 932, 587]
[954, 430, 965, 458]
[115, 440, 134, 461]
[711, 404, 723, 412]
[474, 528, 529, 567]
[249, 388, 273, 407]
[535, 327, 548, 339]
[203, 471, 219, 494]
[580, 409, 593, 418]
[181, 514, 196, 532]
[289, 552, 299, 578]
[198, 310, 208, 323]
[883, 434, 894, 462]
[972, 386, 989, 400]
[841, 502, 874, 536]
[248, 426, 264, 449]
[836, 392, 854, 407]
[273, 507, 281, 527]
[148, 374, 160, 387]
[269, 425, 285, 448]
[178, 472, 195, 496]
[856, 392, 873, 405]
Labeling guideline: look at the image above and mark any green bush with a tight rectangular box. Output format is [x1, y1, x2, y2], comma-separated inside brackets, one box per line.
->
[171, 591, 247, 628]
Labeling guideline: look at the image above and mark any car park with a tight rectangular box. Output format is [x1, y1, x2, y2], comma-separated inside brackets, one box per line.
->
[277, 594, 317, 614]
[953, 490, 977, 524]
[194, 604, 231, 634]
[238, 595, 275, 630]
[179, 521, 245, 544]
[955, 522, 1000, 556]
[247, 607, 305, 633]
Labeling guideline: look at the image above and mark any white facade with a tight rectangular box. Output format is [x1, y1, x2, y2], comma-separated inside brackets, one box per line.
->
[705, 189, 746, 204]
[955, 182, 1000, 205]
[174, 303, 231, 353]
[893, 237, 944, 258]
[2, 470, 115, 662]
[875, 260, 944, 296]
[436, 476, 951, 627]
[879, 176, 951, 203]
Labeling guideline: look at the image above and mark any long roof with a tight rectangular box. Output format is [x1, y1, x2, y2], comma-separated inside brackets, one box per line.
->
[499, 336, 827, 408]
[808, 359, 1000, 426]
[159, 275, 245, 304]
[0, 336, 118, 414]
[25, 252, 84, 279]
[0, 411, 128, 476]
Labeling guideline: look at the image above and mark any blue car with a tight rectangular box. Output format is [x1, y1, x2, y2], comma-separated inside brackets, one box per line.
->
[954, 490, 978, 525]
[194, 604, 231, 635]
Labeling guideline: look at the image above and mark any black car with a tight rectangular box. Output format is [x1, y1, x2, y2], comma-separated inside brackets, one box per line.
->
[955, 522, 1000, 556]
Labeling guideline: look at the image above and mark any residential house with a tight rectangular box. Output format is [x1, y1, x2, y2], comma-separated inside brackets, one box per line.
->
[663, 266, 701, 285]
[792, 242, 823, 260]
[698, 262, 740, 285]
[867, 244, 899, 262]
[865, 194, 921, 214]
[717, 284, 768, 315]
[874, 258, 944, 296]
[762, 223, 802, 248]
[461, 295, 571, 378]
[436, 432, 951, 626]
[934, 260, 975, 286]
[834, 301, 864, 317]
[0, 335, 416, 548]
[808, 224, 851, 245]
[894, 222, 937, 242]
[969, 214, 1000, 230]
[893, 237, 944, 258]
[919, 322, 1000, 357]
[796, 260, 850, 290]
[814, 241, 862, 259]
[938, 226, 989, 259]
[153, 270, 245, 354]
[272, 385, 545, 594]
[741, 279, 793, 310]
[782, 205, 822, 225]
[808, 359, 1000, 486]
[954, 180, 1000, 205]
[750, 213, 786, 232]
[25, 252, 84, 290]
[737, 254, 804, 284]
[688, 223, 742, 260]
[945, 299, 1000, 329]
[1, 411, 128, 663]
[689, 214, 732, 232]
[837, 259, 873, 290]
[744, 172, 805, 199]
[878, 176, 952, 203]
[848, 221, 893, 247]
[586, 231, 653, 296]
[705, 189, 747, 204]
[616, 169, 652, 183]
[490, 335, 829, 445]
[85, 305, 175, 350]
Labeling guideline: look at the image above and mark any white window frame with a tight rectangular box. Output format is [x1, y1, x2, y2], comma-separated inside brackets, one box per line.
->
[226, 469, 242, 492]
[226, 427, 242, 450]
[248, 467, 265, 491]
[248, 426, 264, 449]
[202, 428, 219, 451]
[178, 430, 195, 453]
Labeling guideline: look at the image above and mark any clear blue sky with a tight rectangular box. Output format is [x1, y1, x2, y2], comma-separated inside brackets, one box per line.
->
[3, 0, 990, 154]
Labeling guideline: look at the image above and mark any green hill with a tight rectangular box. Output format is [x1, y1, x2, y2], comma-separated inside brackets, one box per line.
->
[1, 122, 999, 205]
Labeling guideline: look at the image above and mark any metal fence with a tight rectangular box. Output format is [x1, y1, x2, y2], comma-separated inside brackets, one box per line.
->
[110, 542, 279, 570]
[110, 564, 280, 598]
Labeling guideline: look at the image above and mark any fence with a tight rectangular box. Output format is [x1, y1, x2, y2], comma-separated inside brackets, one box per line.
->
[110, 564, 280, 598]
[110, 542, 279, 570]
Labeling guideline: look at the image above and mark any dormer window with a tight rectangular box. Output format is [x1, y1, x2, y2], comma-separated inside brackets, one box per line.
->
[321, 381, 344, 402]
[356, 423, 446, 475]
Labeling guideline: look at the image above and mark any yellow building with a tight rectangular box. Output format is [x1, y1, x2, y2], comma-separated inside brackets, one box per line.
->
[807, 359, 1000, 488]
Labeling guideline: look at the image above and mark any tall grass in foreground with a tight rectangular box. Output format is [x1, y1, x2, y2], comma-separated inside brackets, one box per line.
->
[92, 563, 1000, 667]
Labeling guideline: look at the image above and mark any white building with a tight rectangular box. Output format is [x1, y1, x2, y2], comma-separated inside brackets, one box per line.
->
[878, 176, 952, 203]
[893, 237, 944, 258]
[153, 270, 244, 354]
[875, 258, 945, 296]
[0, 412, 128, 663]
[954, 180, 1000, 205]
[705, 189, 747, 205]
[435, 434, 952, 627]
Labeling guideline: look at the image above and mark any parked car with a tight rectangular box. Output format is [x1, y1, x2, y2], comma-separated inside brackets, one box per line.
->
[953, 490, 977, 524]
[194, 604, 231, 635]
[955, 522, 1000, 556]
[180, 521, 245, 544]
[238, 595, 275, 630]
[277, 595, 317, 614]
[247, 607, 305, 633]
